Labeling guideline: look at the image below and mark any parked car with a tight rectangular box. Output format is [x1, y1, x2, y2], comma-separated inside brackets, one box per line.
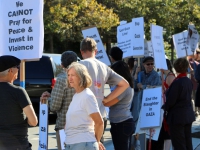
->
[14, 53, 80, 115]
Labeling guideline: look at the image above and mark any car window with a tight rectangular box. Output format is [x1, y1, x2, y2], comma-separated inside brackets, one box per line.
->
[24, 56, 54, 79]
[49, 55, 63, 76]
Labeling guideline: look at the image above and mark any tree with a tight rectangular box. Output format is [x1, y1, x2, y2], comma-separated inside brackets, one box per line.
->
[98, 0, 200, 60]
[43, 0, 119, 53]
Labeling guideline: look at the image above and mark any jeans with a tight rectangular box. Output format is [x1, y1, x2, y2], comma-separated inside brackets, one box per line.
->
[65, 141, 99, 150]
[110, 118, 135, 150]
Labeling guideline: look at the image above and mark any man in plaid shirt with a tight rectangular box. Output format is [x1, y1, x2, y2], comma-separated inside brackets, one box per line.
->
[41, 51, 77, 150]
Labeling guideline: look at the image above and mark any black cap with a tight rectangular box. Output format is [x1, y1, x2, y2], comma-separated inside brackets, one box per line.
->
[61, 51, 77, 68]
[0, 55, 21, 72]
[110, 47, 123, 61]
[142, 56, 154, 63]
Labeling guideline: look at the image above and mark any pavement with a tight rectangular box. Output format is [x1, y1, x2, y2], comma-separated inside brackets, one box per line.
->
[192, 115, 200, 150]
[28, 113, 200, 150]
[104, 115, 200, 150]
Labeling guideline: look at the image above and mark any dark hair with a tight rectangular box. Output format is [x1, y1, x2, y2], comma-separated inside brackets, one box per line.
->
[80, 38, 97, 52]
[61, 51, 77, 68]
[142, 56, 154, 63]
[166, 59, 173, 72]
[173, 58, 189, 73]
[111, 61, 133, 88]
[109, 47, 123, 61]
[128, 58, 135, 70]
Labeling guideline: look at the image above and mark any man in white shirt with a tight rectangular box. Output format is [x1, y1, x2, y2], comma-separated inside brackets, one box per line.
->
[79, 37, 129, 142]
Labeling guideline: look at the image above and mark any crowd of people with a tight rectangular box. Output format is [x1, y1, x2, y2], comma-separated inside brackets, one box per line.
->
[0, 37, 200, 150]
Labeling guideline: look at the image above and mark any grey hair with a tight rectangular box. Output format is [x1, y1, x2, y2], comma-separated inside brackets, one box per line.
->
[67, 62, 92, 88]
[0, 69, 9, 77]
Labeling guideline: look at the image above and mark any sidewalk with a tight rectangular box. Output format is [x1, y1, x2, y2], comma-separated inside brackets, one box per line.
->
[193, 115, 200, 150]
[104, 115, 200, 150]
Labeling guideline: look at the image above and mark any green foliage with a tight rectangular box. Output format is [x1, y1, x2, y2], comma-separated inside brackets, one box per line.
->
[44, 0, 119, 43]
[43, 0, 200, 56]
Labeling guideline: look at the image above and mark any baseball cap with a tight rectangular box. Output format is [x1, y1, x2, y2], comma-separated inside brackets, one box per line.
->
[0, 55, 21, 72]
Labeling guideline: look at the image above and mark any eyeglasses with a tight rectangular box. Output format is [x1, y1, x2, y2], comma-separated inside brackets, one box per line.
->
[146, 63, 154, 66]
[197, 52, 200, 54]
[13, 65, 20, 69]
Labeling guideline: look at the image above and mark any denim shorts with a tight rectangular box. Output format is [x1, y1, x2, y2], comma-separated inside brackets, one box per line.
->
[65, 141, 99, 150]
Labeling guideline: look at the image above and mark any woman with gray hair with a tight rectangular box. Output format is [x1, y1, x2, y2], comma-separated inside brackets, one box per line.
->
[41, 51, 77, 150]
[65, 62, 105, 150]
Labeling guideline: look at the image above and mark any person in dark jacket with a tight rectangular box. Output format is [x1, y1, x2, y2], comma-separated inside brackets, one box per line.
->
[195, 63, 200, 112]
[163, 57, 195, 150]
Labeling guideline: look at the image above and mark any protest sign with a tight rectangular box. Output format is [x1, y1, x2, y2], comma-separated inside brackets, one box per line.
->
[135, 101, 163, 141]
[144, 40, 149, 57]
[82, 27, 111, 66]
[59, 129, 66, 150]
[147, 41, 154, 57]
[0, 0, 44, 59]
[132, 17, 144, 57]
[151, 24, 167, 70]
[187, 24, 199, 52]
[173, 30, 192, 58]
[120, 20, 127, 25]
[140, 87, 162, 128]
[39, 102, 48, 150]
[117, 22, 134, 58]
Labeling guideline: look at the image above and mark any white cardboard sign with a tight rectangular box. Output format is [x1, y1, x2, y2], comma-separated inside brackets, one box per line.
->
[151, 24, 167, 70]
[135, 88, 163, 141]
[173, 30, 192, 58]
[132, 17, 144, 57]
[117, 22, 134, 58]
[140, 87, 162, 128]
[187, 24, 199, 52]
[144, 40, 149, 57]
[135, 111, 163, 141]
[59, 129, 66, 150]
[0, 0, 44, 59]
[39, 102, 48, 150]
[82, 27, 111, 66]
[147, 41, 154, 57]
[120, 20, 127, 25]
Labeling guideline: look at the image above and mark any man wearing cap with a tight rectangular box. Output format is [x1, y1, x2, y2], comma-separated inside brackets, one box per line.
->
[134, 56, 161, 90]
[79, 38, 129, 145]
[132, 56, 161, 123]
[0, 55, 38, 149]
[133, 56, 161, 149]
[109, 46, 123, 64]
[40, 51, 77, 150]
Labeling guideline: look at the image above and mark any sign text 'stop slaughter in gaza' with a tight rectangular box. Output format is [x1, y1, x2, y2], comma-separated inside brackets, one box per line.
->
[8, 9, 33, 17]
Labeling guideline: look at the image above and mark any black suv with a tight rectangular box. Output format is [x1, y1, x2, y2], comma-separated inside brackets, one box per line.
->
[14, 53, 63, 114]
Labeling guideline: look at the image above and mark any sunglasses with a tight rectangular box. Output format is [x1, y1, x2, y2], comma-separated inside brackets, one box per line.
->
[146, 63, 154, 66]
[197, 52, 200, 54]
[13, 65, 20, 69]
